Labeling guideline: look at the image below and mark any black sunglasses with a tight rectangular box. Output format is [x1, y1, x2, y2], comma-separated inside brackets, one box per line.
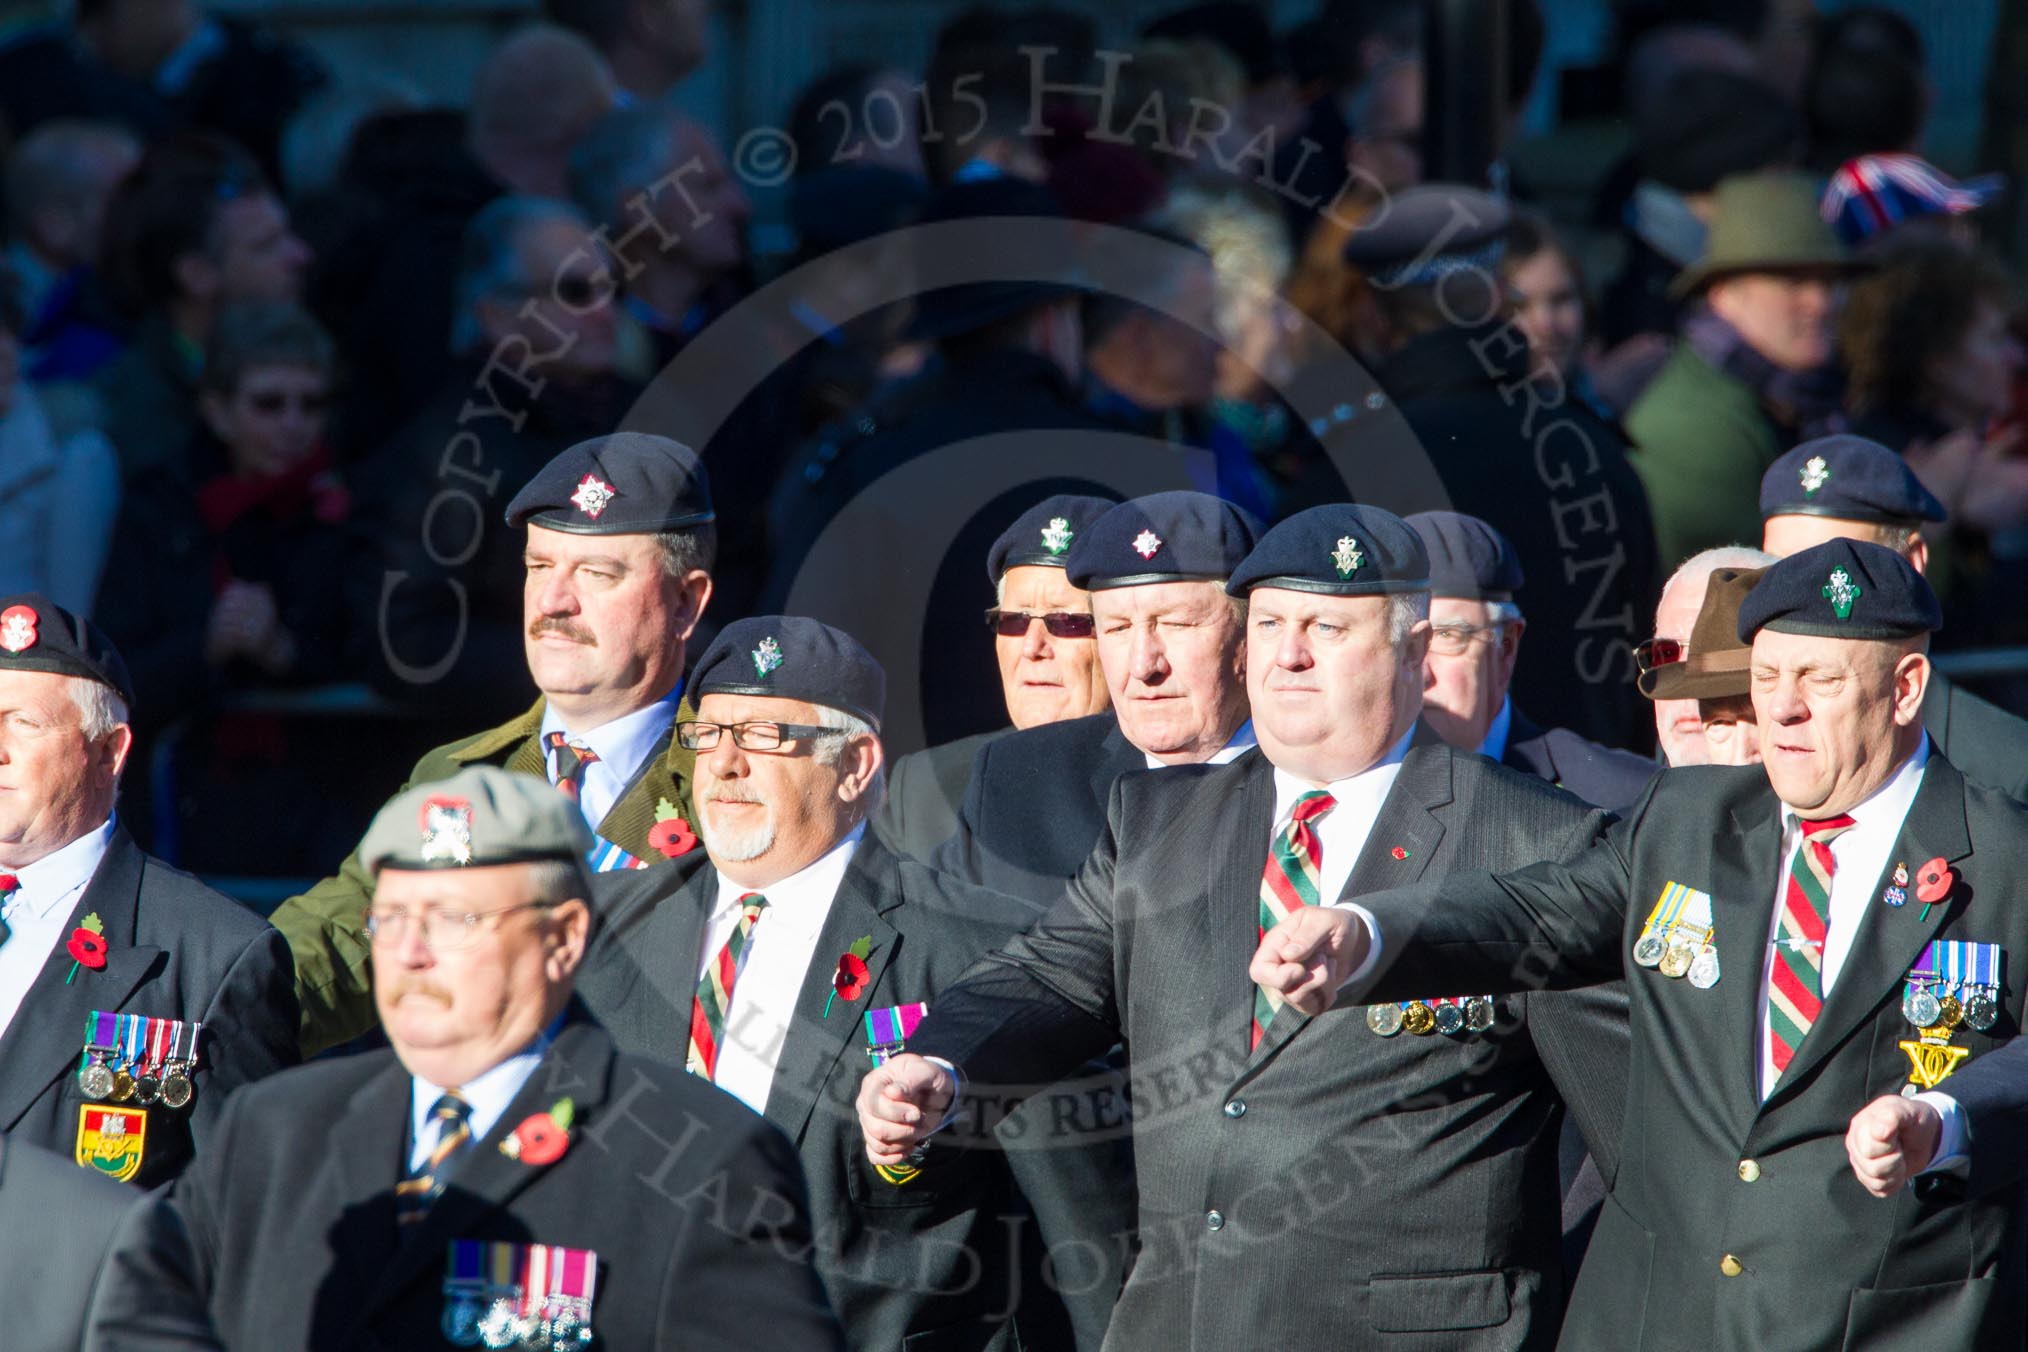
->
[1634, 637, 1684, 674]
[984, 608, 1096, 638]
[247, 390, 329, 415]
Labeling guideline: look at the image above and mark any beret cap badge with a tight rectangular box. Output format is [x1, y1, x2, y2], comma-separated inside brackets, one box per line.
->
[569, 474, 618, 520]
[1131, 529, 1163, 561]
[0, 605, 38, 654]
[1040, 517, 1074, 556]
[1823, 567, 1861, 620]
[1800, 456, 1830, 495]
[752, 635, 784, 679]
[1332, 536, 1364, 578]
[418, 796, 474, 866]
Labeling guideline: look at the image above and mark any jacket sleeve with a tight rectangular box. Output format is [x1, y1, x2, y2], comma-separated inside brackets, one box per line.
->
[928, 737, 996, 887]
[1919, 1033, 2028, 1201]
[191, 929, 302, 1143]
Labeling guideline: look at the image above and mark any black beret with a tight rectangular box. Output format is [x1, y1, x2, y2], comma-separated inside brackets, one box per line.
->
[1736, 538, 1940, 643]
[504, 432, 715, 536]
[691, 616, 885, 730]
[1064, 491, 1261, 590]
[1760, 435, 1946, 526]
[1342, 185, 1509, 288]
[1227, 504, 1431, 597]
[1404, 511, 1525, 600]
[0, 593, 134, 709]
[986, 493, 1120, 582]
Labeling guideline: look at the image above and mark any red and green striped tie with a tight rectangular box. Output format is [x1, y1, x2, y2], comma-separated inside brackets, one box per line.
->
[687, 893, 769, 1080]
[1254, 790, 1337, 1049]
[1769, 814, 1856, 1078]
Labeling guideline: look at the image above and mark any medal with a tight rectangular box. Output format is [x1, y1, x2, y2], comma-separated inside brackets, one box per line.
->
[1366, 1003, 1403, 1037]
[1432, 999, 1464, 1035]
[1938, 995, 1964, 1028]
[160, 1061, 193, 1109]
[1632, 932, 1665, 967]
[863, 1002, 928, 1068]
[1965, 990, 1999, 1033]
[443, 1241, 488, 1347]
[1907, 988, 1942, 1029]
[1464, 996, 1495, 1032]
[1686, 945, 1721, 990]
[1659, 935, 1695, 979]
[77, 1010, 119, 1100]
[477, 1300, 519, 1350]
[78, 1052, 116, 1101]
[1402, 1002, 1436, 1035]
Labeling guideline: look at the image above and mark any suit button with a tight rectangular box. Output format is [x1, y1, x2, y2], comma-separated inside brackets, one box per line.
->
[1205, 1210, 1225, 1231]
[1737, 1159, 1760, 1182]
[1224, 1099, 1246, 1118]
[1719, 1254, 1744, 1278]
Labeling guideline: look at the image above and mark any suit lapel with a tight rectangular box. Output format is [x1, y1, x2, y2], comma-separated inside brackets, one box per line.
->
[762, 843, 902, 1146]
[1764, 757, 1971, 1110]
[598, 865, 711, 1047]
[595, 697, 699, 857]
[0, 831, 160, 1130]
[325, 1058, 414, 1322]
[1707, 797, 1785, 1117]
[358, 1020, 620, 1325]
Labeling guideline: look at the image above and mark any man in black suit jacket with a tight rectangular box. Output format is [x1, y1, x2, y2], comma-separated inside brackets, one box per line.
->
[865, 506, 1633, 1351]
[1255, 539, 2028, 1350]
[0, 594, 296, 1189]
[935, 491, 1262, 907]
[0, 1133, 136, 1352]
[87, 764, 842, 1352]
[577, 616, 1116, 1351]
[874, 493, 1117, 862]
[1760, 433, 2028, 800]
[1409, 511, 1658, 812]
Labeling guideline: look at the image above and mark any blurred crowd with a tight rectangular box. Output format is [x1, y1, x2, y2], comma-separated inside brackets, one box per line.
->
[0, 0, 2024, 869]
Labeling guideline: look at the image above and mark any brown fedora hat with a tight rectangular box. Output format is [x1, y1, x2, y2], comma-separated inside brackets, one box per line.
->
[1639, 567, 1766, 701]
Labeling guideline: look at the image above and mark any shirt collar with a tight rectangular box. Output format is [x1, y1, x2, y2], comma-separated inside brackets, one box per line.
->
[1475, 697, 1514, 761]
[1144, 719, 1258, 772]
[1270, 724, 1416, 818]
[1781, 733, 1930, 835]
[410, 1014, 563, 1144]
[10, 816, 115, 921]
[540, 686, 681, 781]
[711, 823, 866, 940]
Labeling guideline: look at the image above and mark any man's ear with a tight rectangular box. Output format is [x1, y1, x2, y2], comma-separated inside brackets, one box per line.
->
[670, 569, 712, 641]
[838, 734, 885, 804]
[1891, 651, 1930, 727]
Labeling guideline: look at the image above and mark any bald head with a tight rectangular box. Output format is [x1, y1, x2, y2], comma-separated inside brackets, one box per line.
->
[6, 120, 141, 268]
[1652, 545, 1776, 766]
[471, 24, 618, 198]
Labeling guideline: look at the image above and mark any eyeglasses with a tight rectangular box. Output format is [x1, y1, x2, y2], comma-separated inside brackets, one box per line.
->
[246, 390, 329, 415]
[1427, 621, 1508, 657]
[676, 720, 850, 752]
[363, 901, 555, 951]
[983, 608, 1096, 638]
[1634, 637, 1684, 674]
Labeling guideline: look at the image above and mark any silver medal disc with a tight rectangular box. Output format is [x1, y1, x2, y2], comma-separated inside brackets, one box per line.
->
[442, 1298, 482, 1347]
[1909, 989, 1943, 1028]
[1465, 996, 1495, 1031]
[160, 1067, 193, 1110]
[1433, 1001, 1465, 1035]
[478, 1301, 520, 1350]
[1632, 932, 1665, 967]
[78, 1061, 116, 1100]
[1965, 991, 1999, 1033]
[1365, 1003, 1403, 1037]
[1687, 945, 1722, 990]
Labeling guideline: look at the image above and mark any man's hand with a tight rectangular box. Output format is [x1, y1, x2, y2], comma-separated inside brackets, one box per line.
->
[1247, 906, 1369, 1017]
[1846, 1094, 1943, 1197]
[857, 1053, 956, 1165]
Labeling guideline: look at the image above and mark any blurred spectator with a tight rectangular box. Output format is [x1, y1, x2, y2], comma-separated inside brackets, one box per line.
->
[1083, 224, 1268, 517]
[1803, 38, 1927, 174]
[1144, 1, 1303, 149]
[1626, 171, 1854, 569]
[570, 103, 751, 375]
[469, 25, 618, 201]
[923, 7, 1097, 185]
[1344, 54, 1424, 197]
[1821, 154, 2003, 250]
[544, 0, 711, 104]
[0, 272, 120, 614]
[4, 121, 140, 396]
[347, 196, 635, 723]
[277, 75, 424, 203]
[95, 302, 349, 723]
[93, 135, 311, 481]
[787, 63, 925, 180]
[1499, 210, 1631, 421]
[0, 0, 324, 179]
[1271, 0, 1418, 247]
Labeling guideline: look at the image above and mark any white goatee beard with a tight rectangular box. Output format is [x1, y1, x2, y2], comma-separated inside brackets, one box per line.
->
[699, 799, 777, 862]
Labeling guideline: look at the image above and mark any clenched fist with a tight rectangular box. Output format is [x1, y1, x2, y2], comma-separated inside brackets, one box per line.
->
[1246, 906, 1369, 1017]
[857, 1053, 957, 1165]
[1845, 1095, 1942, 1197]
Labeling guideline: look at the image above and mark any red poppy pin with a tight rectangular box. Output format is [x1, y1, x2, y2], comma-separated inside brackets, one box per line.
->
[65, 912, 107, 984]
[1390, 846, 1410, 861]
[649, 798, 699, 858]
[1914, 857, 1953, 906]
[823, 936, 874, 1017]
[499, 1097, 574, 1165]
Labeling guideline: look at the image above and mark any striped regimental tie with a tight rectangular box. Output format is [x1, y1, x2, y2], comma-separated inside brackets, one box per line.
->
[687, 893, 770, 1080]
[1768, 814, 1858, 1077]
[394, 1091, 472, 1224]
[546, 732, 600, 804]
[1253, 790, 1337, 1050]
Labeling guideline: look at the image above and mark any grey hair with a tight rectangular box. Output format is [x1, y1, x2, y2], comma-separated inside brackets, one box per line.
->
[807, 704, 886, 812]
[653, 525, 718, 579]
[69, 678, 129, 741]
[451, 194, 593, 354]
[1487, 599, 1525, 626]
[1388, 590, 1431, 647]
[1660, 545, 1778, 611]
[524, 858, 591, 907]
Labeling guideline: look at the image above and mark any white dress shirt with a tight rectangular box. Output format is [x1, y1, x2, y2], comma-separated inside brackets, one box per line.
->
[703, 825, 866, 1114]
[1143, 719, 1257, 771]
[540, 686, 680, 831]
[1275, 726, 1415, 909]
[0, 817, 115, 1038]
[406, 1019, 560, 1173]
[1474, 697, 1515, 761]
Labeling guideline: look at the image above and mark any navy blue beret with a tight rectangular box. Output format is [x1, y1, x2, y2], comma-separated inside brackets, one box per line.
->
[1760, 435, 1946, 526]
[1341, 185, 1510, 288]
[986, 493, 1121, 582]
[505, 432, 715, 535]
[1064, 491, 1261, 591]
[0, 593, 134, 709]
[691, 615, 885, 730]
[1736, 538, 1940, 642]
[1227, 504, 1431, 597]
[1405, 511, 1525, 600]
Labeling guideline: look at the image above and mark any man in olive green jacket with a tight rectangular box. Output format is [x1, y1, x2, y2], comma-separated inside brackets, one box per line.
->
[274, 433, 716, 1055]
